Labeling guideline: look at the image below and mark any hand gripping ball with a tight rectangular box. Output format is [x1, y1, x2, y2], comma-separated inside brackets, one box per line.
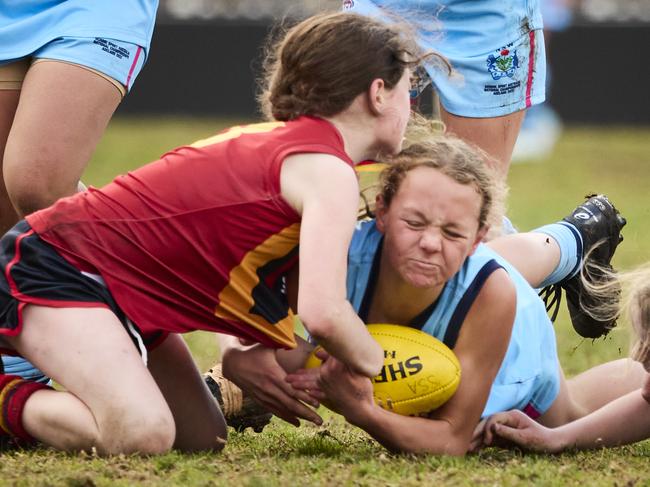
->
[304, 324, 461, 416]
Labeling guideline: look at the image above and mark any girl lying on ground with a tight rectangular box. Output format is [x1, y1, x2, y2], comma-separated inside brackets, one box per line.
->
[213, 138, 642, 455]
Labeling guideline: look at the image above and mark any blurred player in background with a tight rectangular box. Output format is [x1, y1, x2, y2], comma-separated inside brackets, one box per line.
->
[512, 0, 578, 161]
[344, 0, 546, 179]
[0, 12, 432, 454]
[0, 0, 159, 382]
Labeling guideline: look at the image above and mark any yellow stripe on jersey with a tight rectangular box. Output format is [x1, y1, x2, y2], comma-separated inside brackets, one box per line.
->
[190, 122, 286, 148]
[214, 223, 300, 349]
[355, 162, 388, 173]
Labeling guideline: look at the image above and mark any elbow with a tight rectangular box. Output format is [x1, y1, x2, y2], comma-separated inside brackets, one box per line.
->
[443, 439, 470, 457]
[298, 300, 342, 342]
[385, 437, 469, 457]
[423, 439, 469, 457]
[422, 426, 471, 457]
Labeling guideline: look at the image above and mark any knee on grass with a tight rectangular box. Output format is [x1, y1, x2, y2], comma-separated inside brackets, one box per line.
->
[96, 409, 176, 455]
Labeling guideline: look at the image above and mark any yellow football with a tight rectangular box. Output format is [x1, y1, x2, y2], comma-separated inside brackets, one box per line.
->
[304, 324, 461, 416]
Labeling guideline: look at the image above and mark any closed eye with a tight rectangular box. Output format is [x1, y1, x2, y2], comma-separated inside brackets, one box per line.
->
[443, 228, 467, 239]
[404, 219, 425, 229]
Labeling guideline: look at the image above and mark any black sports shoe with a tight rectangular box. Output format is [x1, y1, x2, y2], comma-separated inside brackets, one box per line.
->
[204, 364, 273, 433]
[540, 194, 626, 339]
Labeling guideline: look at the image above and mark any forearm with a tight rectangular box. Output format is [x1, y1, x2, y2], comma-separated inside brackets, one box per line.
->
[349, 404, 468, 456]
[303, 301, 383, 378]
[218, 333, 311, 374]
[554, 389, 650, 451]
[216, 333, 255, 360]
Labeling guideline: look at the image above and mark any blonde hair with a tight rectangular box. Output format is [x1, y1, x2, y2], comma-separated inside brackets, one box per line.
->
[581, 262, 650, 369]
[258, 12, 448, 121]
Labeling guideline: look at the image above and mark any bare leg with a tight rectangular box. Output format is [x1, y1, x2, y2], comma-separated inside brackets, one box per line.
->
[487, 232, 560, 288]
[3, 61, 120, 217]
[148, 334, 228, 452]
[566, 359, 646, 414]
[9, 305, 175, 454]
[441, 107, 525, 178]
[538, 359, 646, 427]
[0, 90, 20, 232]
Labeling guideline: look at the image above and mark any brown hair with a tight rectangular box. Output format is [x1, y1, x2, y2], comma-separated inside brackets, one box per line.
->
[259, 12, 447, 121]
[376, 137, 503, 229]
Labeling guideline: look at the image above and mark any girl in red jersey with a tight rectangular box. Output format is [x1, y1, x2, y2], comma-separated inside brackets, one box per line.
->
[0, 13, 437, 454]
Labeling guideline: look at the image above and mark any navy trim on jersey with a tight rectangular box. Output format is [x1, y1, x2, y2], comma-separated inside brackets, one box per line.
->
[358, 238, 446, 329]
[442, 259, 503, 349]
[409, 293, 444, 329]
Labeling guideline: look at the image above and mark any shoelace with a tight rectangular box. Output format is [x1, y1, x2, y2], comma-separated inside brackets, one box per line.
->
[539, 284, 562, 322]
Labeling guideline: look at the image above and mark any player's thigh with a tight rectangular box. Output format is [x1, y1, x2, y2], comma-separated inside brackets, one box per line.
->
[0, 89, 20, 232]
[539, 359, 646, 427]
[148, 333, 228, 452]
[566, 358, 646, 414]
[537, 367, 577, 427]
[441, 108, 525, 176]
[3, 60, 121, 204]
[7, 305, 174, 438]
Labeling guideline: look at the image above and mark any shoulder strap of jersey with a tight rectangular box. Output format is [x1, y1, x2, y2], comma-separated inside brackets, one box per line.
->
[442, 259, 504, 349]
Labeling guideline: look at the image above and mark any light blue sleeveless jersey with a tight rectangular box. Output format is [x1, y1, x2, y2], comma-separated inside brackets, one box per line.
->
[348, 220, 560, 417]
[0, 0, 158, 61]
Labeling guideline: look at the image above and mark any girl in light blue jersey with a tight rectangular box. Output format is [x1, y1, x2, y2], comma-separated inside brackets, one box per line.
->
[0, 0, 158, 381]
[276, 138, 643, 455]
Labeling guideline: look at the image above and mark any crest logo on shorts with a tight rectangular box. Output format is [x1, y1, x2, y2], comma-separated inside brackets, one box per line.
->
[343, 0, 355, 10]
[486, 46, 519, 80]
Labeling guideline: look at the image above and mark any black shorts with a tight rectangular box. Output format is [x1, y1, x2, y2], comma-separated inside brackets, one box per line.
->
[0, 220, 164, 358]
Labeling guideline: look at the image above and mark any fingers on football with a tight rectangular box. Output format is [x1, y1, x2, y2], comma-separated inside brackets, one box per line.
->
[314, 348, 330, 361]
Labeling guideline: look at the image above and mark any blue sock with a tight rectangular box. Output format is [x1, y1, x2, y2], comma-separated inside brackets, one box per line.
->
[534, 222, 583, 287]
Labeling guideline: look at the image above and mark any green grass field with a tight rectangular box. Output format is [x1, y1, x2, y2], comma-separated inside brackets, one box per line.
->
[2, 119, 650, 486]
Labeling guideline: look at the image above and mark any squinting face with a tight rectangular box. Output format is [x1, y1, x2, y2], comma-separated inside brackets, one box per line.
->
[376, 166, 486, 290]
[374, 69, 412, 155]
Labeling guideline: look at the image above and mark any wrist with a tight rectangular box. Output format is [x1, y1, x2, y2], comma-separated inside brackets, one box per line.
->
[345, 399, 380, 429]
[552, 427, 573, 453]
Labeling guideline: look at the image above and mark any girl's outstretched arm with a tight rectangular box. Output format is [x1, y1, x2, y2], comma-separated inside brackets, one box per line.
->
[482, 372, 650, 452]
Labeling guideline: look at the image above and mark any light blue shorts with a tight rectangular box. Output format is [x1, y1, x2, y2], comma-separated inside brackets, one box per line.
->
[345, 0, 547, 117]
[1, 355, 49, 384]
[0, 36, 147, 94]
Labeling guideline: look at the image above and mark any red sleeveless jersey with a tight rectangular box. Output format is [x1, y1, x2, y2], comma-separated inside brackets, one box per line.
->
[26, 117, 354, 349]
